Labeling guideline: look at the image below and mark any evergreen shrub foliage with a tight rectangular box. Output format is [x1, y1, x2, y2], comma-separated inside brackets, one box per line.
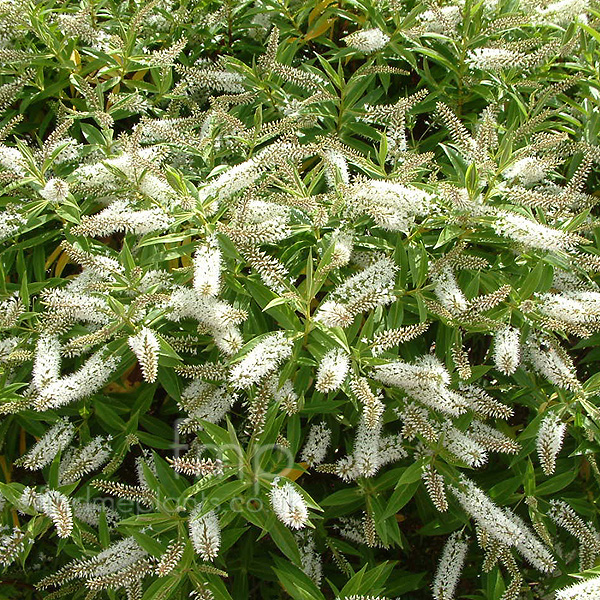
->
[0, 0, 599, 598]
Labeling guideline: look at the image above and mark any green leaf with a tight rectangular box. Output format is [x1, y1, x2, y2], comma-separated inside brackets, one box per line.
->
[131, 531, 166, 557]
[381, 461, 424, 520]
[272, 555, 326, 600]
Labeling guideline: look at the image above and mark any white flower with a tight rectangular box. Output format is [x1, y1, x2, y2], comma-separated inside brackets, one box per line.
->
[33, 351, 121, 411]
[32, 335, 62, 390]
[128, 327, 160, 383]
[373, 355, 467, 416]
[449, 475, 555, 572]
[238, 200, 292, 243]
[448, 475, 525, 548]
[167, 289, 235, 327]
[524, 334, 580, 392]
[466, 48, 525, 71]
[0, 211, 25, 242]
[0, 528, 25, 566]
[556, 576, 600, 600]
[0, 292, 23, 328]
[179, 381, 236, 427]
[300, 423, 331, 466]
[503, 509, 558, 573]
[493, 210, 579, 251]
[314, 257, 397, 328]
[548, 500, 600, 550]
[136, 452, 157, 491]
[0, 144, 24, 175]
[271, 378, 298, 414]
[533, 0, 588, 25]
[72, 199, 174, 237]
[193, 238, 222, 297]
[188, 505, 221, 561]
[502, 157, 548, 185]
[61, 537, 147, 582]
[352, 417, 382, 477]
[315, 348, 349, 393]
[38, 490, 73, 539]
[493, 326, 520, 375]
[432, 532, 468, 600]
[59, 436, 112, 484]
[297, 531, 322, 584]
[379, 432, 408, 466]
[229, 331, 293, 389]
[138, 172, 175, 204]
[269, 479, 308, 529]
[15, 418, 75, 470]
[537, 290, 600, 328]
[468, 420, 520, 454]
[345, 180, 434, 233]
[199, 144, 294, 205]
[213, 325, 244, 355]
[323, 149, 349, 186]
[442, 422, 488, 467]
[432, 266, 468, 315]
[419, 5, 461, 34]
[344, 28, 390, 53]
[71, 499, 119, 528]
[39, 178, 69, 202]
[40, 288, 112, 327]
[536, 413, 566, 475]
[0, 336, 19, 362]
[330, 230, 354, 267]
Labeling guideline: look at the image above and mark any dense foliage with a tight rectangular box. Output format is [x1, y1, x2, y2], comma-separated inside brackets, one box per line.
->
[0, 0, 600, 599]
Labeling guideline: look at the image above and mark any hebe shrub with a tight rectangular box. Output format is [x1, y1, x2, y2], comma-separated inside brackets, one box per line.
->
[0, 0, 599, 598]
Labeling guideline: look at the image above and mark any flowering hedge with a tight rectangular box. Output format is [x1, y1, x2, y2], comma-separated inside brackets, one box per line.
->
[0, 0, 600, 599]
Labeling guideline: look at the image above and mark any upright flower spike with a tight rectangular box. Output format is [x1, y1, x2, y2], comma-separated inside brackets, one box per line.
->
[39, 178, 69, 202]
[71, 499, 119, 529]
[343, 28, 390, 53]
[300, 422, 331, 467]
[59, 435, 112, 484]
[524, 334, 581, 393]
[269, 479, 308, 529]
[431, 266, 468, 316]
[373, 355, 467, 417]
[502, 157, 549, 185]
[344, 179, 433, 234]
[32, 335, 62, 390]
[228, 331, 293, 389]
[0, 528, 25, 567]
[315, 348, 349, 393]
[38, 490, 73, 539]
[536, 413, 566, 475]
[154, 540, 185, 577]
[14, 418, 75, 470]
[297, 531, 322, 585]
[494, 326, 521, 375]
[350, 376, 385, 430]
[548, 500, 600, 559]
[351, 416, 383, 478]
[128, 327, 160, 383]
[448, 475, 555, 573]
[188, 505, 221, 561]
[193, 237, 222, 297]
[493, 210, 583, 252]
[314, 257, 397, 328]
[466, 48, 526, 71]
[422, 464, 448, 512]
[432, 532, 468, 600]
